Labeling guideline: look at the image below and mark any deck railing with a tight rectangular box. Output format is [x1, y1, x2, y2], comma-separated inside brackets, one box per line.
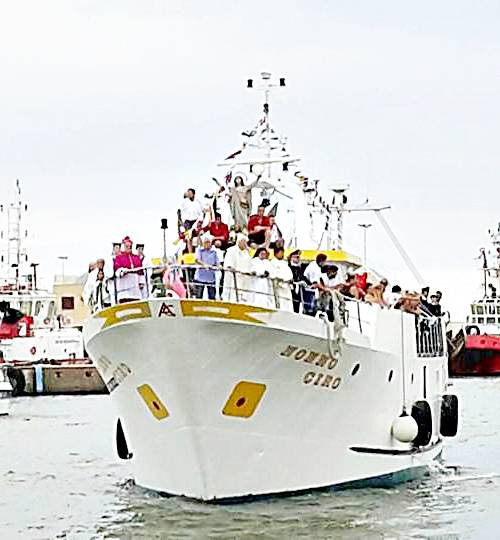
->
[415, 316, 445, 357]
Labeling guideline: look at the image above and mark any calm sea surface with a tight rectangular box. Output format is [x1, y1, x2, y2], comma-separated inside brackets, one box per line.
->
[1, 379, 499, 539]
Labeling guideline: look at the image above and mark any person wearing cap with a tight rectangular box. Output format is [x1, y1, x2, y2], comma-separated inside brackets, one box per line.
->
[113, 236, 145, 303]
[194, 235, 220, 300]
[223, 234, 252, 302]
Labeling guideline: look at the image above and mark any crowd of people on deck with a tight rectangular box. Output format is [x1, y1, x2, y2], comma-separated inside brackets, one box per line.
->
[82, 186, 444, 320]
[82, 236, 148, 310]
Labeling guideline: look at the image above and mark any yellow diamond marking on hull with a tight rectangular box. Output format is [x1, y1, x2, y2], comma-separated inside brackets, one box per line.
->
[95, 301, 152, 329]
[222, 381, 267, 418]
[181, 300, 271, 324]
[137, 384, 169, 420]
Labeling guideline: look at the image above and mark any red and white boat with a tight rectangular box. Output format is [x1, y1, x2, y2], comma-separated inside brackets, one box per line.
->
[0, 181, 85, 394]
[449, 224, 500, 376]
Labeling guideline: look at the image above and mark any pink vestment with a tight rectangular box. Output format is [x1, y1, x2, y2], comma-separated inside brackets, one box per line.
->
[113, 252, 145, 302]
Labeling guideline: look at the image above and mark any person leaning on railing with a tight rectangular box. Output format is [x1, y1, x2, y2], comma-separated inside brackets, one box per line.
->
[250, 247, 274, 308]
[316, 264, 339, 321]
[288, 249, 303, 313]
[302, 253, 328, 316]
[113, 236, 146, 304]
[269, 246, 294, 311]
[222, 234, 252, 303]
[194, 235, 220, 300]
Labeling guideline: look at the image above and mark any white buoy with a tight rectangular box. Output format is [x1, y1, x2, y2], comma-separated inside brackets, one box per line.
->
[391, 414, 418, 443]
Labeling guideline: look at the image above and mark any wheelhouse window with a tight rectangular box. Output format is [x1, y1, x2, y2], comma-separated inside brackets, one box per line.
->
[61, 296, 75, 310]
[476, 305, 484, 315]
[478, 317, 484, 324]
[34, 301, 42, 316]
[20, 301, 32, 315]
[487, 317, 496, 324]
[47, 301, 55, 319]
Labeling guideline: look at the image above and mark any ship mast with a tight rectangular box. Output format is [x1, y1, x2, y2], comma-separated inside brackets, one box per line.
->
[247, 72, 286, 180]
[1, 179, 29, 289]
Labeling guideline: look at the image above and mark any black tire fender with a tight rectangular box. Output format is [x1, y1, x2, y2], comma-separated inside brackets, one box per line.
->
[440, 394, 459, 437]
[6, 367, 25, 397]
[411, 400, 433, 447]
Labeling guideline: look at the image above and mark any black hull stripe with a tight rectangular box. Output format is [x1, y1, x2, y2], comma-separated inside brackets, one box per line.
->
[350, 439, 442, 456]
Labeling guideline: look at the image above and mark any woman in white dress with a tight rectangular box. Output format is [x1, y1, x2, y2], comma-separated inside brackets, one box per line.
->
[250, 247, 273, 308]
[269, 246, 294, 311]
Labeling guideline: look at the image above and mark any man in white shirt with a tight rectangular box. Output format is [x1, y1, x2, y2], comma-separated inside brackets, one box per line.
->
[180, 188, 204, 229]
[302, 253, 328, 316]
[180, 188, 204, 253]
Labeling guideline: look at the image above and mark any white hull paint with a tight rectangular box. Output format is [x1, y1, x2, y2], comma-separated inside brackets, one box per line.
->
[0, 328, 84, 363]
[84, 298, 449, 501]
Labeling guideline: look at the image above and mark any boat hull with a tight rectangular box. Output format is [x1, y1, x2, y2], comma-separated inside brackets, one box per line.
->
[449, 334, 500, 376]
[84, 299, 448, 501]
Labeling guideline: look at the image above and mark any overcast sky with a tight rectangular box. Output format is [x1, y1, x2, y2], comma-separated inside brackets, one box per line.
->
[1, 0, 499, 318]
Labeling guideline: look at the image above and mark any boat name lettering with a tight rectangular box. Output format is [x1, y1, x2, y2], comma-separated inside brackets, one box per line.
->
[280, 345, 338, 370]
[106, 362, 131, 393]
[303, 371, 341, 390]
[158, 302, 176, 318]
[95, 355, 112, 374]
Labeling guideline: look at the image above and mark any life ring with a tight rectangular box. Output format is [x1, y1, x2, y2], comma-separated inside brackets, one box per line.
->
[30, 346, 37, 355]
[6, 367, 26, 397]
[465, 325, 480, 336]
[440, 394, 459, 437]
[411, 400, 433, 447]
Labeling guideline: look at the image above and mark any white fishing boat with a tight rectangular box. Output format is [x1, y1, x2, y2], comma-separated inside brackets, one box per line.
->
[83, 73, 458, 502]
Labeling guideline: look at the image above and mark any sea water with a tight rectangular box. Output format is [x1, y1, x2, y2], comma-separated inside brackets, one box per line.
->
[1, 379, 499, 539]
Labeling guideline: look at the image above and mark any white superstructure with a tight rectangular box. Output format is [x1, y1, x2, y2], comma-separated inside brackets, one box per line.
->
[83, 73, 457, 501]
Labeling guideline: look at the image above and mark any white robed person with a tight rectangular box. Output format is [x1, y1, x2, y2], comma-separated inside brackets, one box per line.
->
[113, 236, 146, 303]
[268, 246, 293, 311]
[249, 247, 274, 308]
[82, 258, 106, 306]
[222, 234, 252, 302]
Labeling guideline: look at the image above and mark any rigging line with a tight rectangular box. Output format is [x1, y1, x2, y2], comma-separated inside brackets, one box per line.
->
[400, 310, 407, 412]
[374, 209, 425, 287]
